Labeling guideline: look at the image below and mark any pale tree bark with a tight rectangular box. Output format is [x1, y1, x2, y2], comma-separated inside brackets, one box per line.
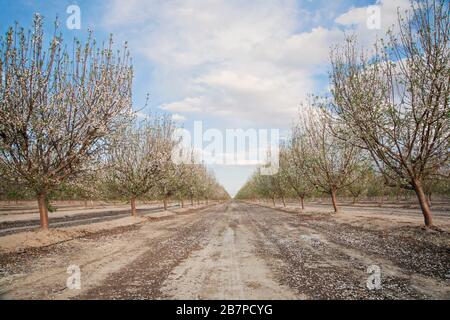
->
[281, 196, 286, 207]
[412, 180, 433, 227]
[37, 192, 49, 229]
[131, 197, 137, 217]
[331, 189, 339, 213]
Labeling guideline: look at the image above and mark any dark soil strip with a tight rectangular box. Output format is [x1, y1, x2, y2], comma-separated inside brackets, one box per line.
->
[244, 204, 446, 299]
[0, 205, 179, 236]
[76, 212, 216, 299]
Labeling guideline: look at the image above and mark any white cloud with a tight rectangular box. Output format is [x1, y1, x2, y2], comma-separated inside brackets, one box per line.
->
[104, 0, 412, 128]
[335, 0, 411, 46]
[171, 113, 187, 122]
[161, 97, 203, 113]
[135, 111, 150, 119]
[336, 0, 410, 28]
[104, 0, 345, 127]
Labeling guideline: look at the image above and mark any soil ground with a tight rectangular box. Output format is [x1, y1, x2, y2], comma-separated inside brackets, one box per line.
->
[0, 201, 449, 300]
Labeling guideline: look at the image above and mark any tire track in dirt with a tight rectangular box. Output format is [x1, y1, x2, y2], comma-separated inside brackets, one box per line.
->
[75, 206, 221, 299]
[159, 202, 299, 299]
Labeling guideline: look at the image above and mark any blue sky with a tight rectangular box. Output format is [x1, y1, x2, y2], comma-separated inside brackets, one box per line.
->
[0, 0, 411, 196]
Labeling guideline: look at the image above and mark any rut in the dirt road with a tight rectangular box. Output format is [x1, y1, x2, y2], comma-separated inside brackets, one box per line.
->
[160, 202, 299, 299]
[76, 206, 217, 299]
[76, 203, 298, 299]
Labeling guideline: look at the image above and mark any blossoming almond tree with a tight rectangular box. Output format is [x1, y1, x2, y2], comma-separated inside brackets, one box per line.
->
[283, 139, 312, 210]
[154, 161, 186, 210]
[105, 116, 176, 216]
[330, 0, 449, 226]
[0, 15, 133, 228]
[298, 104, 365, 213]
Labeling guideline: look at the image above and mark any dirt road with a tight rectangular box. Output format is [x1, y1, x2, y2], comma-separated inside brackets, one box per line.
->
[1, 201, 449, 299]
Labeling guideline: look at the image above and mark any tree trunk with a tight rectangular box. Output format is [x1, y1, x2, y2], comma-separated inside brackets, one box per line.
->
[299, 196, 305, 210]
[281, 196, 286, 207]
[38, 192, 49, 229]
[163, 198, 168, 211]
[130, 196, 137, 216]
[191, 197, 194, 206]
[272, 197, 276, 207]
[206, 197, 209, 205]
[413, 180, 433, 227]
[181, 199, 184, 208]
[427, 193, 432, 208]
[331, 189, 339, 213]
